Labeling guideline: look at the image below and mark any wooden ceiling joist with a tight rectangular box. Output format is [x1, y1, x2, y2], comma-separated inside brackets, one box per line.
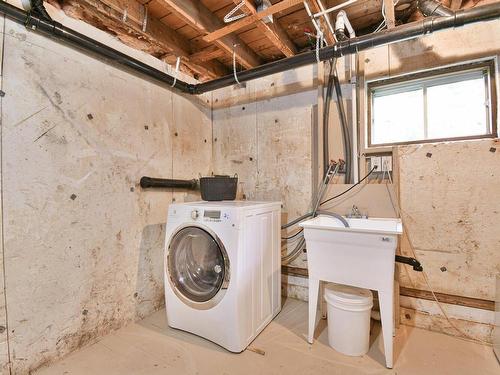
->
[189, 45, 226, 64]
[60, 0, 228, 80]
[307, 0, 336, 44]
[450, 0, 463, 10]
[52, 0, 464, 81]
[159, 0, 262, 69]
[234, 0, 297, 57]
[382, 0, 396, 28]
[203, 0, 304, 43]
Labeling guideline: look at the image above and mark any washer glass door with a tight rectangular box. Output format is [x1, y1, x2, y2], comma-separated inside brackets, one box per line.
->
[168, 226, 227, 305]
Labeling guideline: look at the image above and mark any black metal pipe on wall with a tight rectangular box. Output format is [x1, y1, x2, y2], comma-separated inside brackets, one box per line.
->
[140, 177, 198, 190]
[1, 1, 500, 95]
[418, 0, 455, 17]
[0, 1, 195, 94]
[194, 2, 500, 93]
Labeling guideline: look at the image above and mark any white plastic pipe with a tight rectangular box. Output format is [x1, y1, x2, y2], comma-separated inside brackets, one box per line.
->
[313, 0, 358, 17]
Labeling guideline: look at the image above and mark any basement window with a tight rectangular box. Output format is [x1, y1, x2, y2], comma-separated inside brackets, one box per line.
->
[367, 61, 496, 147]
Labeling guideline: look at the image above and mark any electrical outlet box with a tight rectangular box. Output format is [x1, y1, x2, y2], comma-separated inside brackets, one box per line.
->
[381, 156, 393, 172]
[369, 156, 382, 172]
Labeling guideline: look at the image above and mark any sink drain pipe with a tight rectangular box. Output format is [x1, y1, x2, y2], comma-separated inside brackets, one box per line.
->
[1, 1, 500, 94]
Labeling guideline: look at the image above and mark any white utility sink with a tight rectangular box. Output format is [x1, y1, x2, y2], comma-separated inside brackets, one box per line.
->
[300, 215, 403, 368]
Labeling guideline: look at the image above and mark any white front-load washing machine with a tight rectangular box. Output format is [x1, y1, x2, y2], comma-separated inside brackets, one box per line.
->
[164, 201, 282, 352]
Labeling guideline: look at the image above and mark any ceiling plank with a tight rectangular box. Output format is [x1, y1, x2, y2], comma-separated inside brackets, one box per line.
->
[382, 0, 396, 28]
[203, 0, 304, 43]
[450, 0, 463, 10]
[235, 0, 297, 57]
[159, 0, 262, 69]
[60, 0, 228, 80]
[189, 45, 226, 63]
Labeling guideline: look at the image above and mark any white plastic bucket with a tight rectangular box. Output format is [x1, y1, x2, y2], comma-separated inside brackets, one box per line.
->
[324, 283, 373, 356]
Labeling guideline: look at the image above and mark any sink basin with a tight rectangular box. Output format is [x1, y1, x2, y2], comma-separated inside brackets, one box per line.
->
[300, 215, 402, 368]
[300, 216, 402, 235]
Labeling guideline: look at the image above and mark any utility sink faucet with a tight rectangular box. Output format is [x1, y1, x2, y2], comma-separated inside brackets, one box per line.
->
[348, 205, 363, 219]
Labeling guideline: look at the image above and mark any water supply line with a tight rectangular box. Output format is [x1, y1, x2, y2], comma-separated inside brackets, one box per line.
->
[1, 1, 500, 94]
[322, 11, 355, 182]
[281, 162, 349, 264]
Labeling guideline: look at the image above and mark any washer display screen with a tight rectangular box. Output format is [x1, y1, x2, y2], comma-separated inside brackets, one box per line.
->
[204, 210, 221, 219]
[168, 227, 225, 303]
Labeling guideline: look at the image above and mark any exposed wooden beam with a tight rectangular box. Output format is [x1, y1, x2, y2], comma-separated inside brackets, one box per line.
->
[383, 0, 396, 29]
[234, 0, 297, 57]
[450, 0, 463, 10]
[307, 0, 336, 45]
[59, 0, 228, 80]
[281, 266, 495, 311]
[203, 0, 304, 43]
[189, 45, 226, 64]
[159, 0, 261, 69]
[399, 286, 495, 312]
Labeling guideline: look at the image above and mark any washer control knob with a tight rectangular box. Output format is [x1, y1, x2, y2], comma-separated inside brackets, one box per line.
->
[191, 210, 200, 220]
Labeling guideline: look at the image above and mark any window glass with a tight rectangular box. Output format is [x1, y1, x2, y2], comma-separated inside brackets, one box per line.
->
[369, 64, 492, 147]
[372, 89, 424, 144]
[427, 77, 487, 139]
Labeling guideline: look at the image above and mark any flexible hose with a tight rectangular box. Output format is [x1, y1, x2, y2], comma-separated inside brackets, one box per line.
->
[332, 66, 352, 183]
[281, 237, 306, 264]
[316, 211, 349, 227]
[281, 212, 314, 229]
[322, 60, 335, 177]
[281, 211, 349, 264]
[281, 210, 349, 230]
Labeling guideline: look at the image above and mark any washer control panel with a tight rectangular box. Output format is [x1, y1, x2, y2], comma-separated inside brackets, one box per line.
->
[203, 210, 222, 222]
[191, 210, 200, 220]
[204, 210, 221, 219]
[169, 206, 232, 225]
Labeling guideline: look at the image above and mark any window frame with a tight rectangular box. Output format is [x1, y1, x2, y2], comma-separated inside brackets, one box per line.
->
[366, 59, 497, 148]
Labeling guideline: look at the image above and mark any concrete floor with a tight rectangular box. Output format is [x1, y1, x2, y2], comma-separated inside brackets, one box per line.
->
[36, 298, 498, 375]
